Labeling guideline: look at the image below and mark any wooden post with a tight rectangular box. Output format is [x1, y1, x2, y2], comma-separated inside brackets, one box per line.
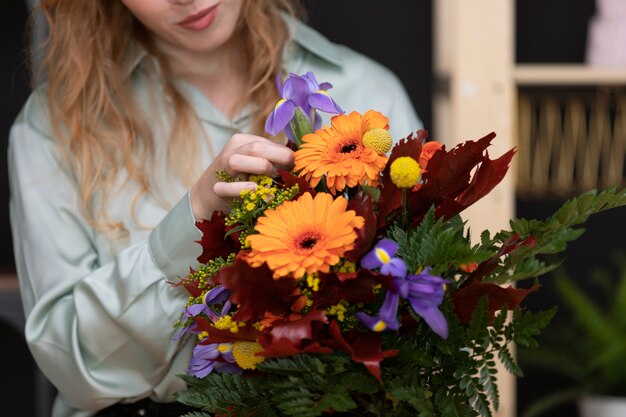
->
[434, 1, 516, 416]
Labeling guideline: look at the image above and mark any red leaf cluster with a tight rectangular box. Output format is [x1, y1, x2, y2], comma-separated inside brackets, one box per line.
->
[278, 170, 316, 198]
[344, 192, 377, 262]
[327, 321, 399, 382]
[408, 132, 515, 224]
[214, 255, 299, 323]
[451, 282, 540, 324]
[195, 211, 239, 264]
[452, 234, 539, 322]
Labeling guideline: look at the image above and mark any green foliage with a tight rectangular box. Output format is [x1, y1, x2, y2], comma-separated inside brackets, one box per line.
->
[477, 188, 626, 285]
[391, 209, 492, 280]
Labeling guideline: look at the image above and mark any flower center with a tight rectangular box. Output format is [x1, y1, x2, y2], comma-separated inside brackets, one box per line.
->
[300, 236, 318, 249]
[340, 143, 358, 153]
[295, 231, 322, 252]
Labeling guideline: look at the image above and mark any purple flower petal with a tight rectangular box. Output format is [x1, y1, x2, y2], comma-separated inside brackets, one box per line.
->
[356, 292, 400, 332]
[188, 356, 215, 378]
[265, 99, 296, 136]
[378, 292, 401, 328]
[203, 286, 230, 306]
[185, 303, 207, 318]
[283, 76, 311, 110]
[361, 248, 381, 270]
[356, 312, 388, 332]
[301, 71, 321, 93]
[172, 322, 197, 341]
[214, 362, 243, 374]
[402, 269, 448, 338]
[377, 239, 399, 258]
[410, 304, 448, 339]
[308, 91, 343, 114]
[361, 239, 401, 271]
[380, 257, 407, 278]
[318, 82, 332, 91]
[193, 343, 221, 360]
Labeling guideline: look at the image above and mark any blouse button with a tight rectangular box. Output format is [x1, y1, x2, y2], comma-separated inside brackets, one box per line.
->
[136, 408, 147, 416]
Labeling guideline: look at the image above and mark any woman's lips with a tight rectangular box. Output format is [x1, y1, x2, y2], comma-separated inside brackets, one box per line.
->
[178, 4, 219, 31]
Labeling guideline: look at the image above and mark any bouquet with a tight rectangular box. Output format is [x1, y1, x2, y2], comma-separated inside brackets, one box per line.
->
[172, 71, 626, 417]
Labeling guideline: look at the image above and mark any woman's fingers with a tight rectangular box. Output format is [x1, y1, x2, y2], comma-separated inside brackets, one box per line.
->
[213, 181, 258, 199]
[226, 154, 278, 177]
[239, 140, 295, 168]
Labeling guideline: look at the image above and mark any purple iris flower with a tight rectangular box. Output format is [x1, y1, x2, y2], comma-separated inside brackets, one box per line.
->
[396, 268, 449, 339]
[356, 291, 401, 332]
[361, 239, 408, 278]
[174, 286, 232, 340]
[188, 342, 241, 378]
[357, 264, 449, 339]
[264, 71, 343, 139]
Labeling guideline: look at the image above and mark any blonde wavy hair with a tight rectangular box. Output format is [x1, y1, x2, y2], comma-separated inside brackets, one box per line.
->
[37, 0, 301, 237]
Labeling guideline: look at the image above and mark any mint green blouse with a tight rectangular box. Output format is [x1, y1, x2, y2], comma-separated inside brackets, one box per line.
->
[9, 18, 421, 417]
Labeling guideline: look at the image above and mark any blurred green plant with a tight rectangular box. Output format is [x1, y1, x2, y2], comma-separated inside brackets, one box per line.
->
[520, 252, 626, 417]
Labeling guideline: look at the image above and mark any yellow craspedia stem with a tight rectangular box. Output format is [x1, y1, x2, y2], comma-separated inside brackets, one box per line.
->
[232, 341, 265, 370]
[390, 156, 422, 188]
[362, 128, 393, 155]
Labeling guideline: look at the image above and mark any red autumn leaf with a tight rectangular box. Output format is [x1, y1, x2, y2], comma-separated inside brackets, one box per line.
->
[314, 270, 392, 308]
[278, 170, 316, 198]
[408, 132, 497, 223]
[432, 148, 516, 222]
[258, 334, 333, 358]
[196, 211, 239, 264]
[270, 309, 328, 345]
[451, 281, 540, 323]
[214, 255, 298, 322]
[465, 234, 536, 285]
[378, 131, 426, 226]
[327, 321, 398, 382]
[345, 192, 378, 262]
[457, 148, 516, 207]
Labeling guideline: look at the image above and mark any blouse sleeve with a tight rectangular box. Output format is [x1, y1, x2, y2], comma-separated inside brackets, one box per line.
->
[8, 94, 201, 412]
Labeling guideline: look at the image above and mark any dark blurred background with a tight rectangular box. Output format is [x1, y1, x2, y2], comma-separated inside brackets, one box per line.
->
[1, 1, 615, 416]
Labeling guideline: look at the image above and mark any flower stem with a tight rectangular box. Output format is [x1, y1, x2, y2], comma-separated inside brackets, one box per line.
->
[401, 188, 411, 229]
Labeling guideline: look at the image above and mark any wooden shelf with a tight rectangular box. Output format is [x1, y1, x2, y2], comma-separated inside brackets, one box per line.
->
[515, 64, 626, 86]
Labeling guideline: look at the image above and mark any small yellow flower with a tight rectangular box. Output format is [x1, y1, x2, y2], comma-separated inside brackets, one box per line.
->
[390, 156, 422, 188]
[197, 331, 209, 341]
[214, 315, 241, 333]
[362, 128, 393, 155]
[306, 273, 320, 292]
[232, 341, 265, 370]
[326, 301, 348, 322]
[246, 202, 256, 211]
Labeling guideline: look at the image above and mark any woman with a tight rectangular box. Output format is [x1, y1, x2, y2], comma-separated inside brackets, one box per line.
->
[9, 1, 421, 416]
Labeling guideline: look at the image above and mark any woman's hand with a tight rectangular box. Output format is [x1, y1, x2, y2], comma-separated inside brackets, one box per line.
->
[190, 133, 294, 220]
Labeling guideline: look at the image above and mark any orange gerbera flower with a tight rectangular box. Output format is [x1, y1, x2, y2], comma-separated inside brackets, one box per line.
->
[246, 192, 364, 279]
[294, 110, 390, 194]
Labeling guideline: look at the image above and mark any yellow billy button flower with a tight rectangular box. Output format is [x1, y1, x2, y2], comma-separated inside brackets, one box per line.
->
[390, 156, 422, 188]
[362, 128, 393, 155]
[232, 341, 265, 370]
